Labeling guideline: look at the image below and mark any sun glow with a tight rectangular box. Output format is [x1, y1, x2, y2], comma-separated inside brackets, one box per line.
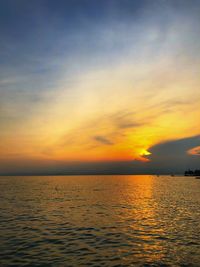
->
[140, 149, 151, 156]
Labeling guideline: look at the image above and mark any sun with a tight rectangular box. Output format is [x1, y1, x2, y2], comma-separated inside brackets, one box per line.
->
[140, 149, 151, 156]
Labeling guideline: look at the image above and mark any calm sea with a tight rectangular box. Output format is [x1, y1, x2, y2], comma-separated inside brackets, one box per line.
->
[0, 175, 200, 266]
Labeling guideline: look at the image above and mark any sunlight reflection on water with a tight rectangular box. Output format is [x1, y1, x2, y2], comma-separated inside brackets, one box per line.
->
[0, 175, 200, 266]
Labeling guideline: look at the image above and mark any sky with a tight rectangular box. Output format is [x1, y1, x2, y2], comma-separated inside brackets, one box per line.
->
[0, 0, 200, 175]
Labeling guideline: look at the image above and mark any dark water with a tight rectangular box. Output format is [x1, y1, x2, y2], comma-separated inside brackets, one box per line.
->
[0, 175, 200, 266]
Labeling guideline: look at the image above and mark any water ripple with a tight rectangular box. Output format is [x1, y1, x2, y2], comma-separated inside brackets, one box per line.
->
[0, 175, 200, 266]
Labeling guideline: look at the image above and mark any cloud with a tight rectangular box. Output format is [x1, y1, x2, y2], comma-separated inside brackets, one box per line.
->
[1, 0, 200, 173]
[188, 146, 200, 156]
[149, 135, 200, 157]
[93, 135, 113, 145]
[1, 135, 200, 175]
[142, 135, 200, 172]
[108, 110, 142, 129]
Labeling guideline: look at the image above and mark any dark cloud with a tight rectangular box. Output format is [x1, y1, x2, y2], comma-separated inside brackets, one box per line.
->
[143, 135, 200, 172]
[93, 135, 113, 145]
[149, 135, 200, 158]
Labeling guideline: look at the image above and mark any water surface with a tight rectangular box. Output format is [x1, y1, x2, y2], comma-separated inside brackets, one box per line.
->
[0, 175, 200, 266]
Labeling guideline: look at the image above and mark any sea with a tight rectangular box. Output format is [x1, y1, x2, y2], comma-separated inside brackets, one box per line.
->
[0, 175, 200, 266]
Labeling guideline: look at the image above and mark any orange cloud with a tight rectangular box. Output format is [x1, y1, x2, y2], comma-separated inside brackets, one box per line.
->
[187, 146, 200, 156]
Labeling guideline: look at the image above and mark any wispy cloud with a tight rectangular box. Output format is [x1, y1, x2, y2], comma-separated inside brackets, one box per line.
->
[93, 135, 113, 145]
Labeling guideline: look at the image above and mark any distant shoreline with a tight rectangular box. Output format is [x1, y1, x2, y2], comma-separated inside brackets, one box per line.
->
[0, 173, 184, 177]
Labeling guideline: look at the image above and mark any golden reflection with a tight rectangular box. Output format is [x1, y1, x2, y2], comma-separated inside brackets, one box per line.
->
[125, 175, 166, 263]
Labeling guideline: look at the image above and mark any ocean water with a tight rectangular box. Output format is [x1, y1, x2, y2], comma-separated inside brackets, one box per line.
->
[0, 175, 200, 266]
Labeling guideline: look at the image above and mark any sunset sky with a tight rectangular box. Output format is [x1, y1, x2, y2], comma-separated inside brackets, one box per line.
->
[0, 0, 200, 174]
